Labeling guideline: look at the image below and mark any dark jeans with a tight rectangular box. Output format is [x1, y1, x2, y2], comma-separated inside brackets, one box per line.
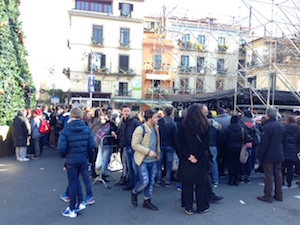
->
[157, 146, 174, 185]
[239, 148, 252, 177]
[181, 183, 209, 212]
[263, 163, 282, 200]
[125, 147, 138, 186]
[67, 161, 93, 210]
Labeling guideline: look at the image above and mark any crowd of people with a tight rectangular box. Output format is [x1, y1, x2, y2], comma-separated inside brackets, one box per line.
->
[11, 103, 300, 218]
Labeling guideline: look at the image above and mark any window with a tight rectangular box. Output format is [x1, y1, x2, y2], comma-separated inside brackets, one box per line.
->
[182, 34, 190, 42]
[216, 79, 224, 91]
[93, 26, 103, 44]
[153, 80, 161, 87]
[75, 1, 112, 13]
[196, 78, 204, 93]
[119, 82, 128, 96]
[181, 55, 189, 67]
[95, 80, 101, 92]
[209, 19, 214, 26]
[217, 59, 224, 73]
[238, 60, 245, 76]
[119, 55, 129, 73]
[119, 3, 133, 17]
[89, 53, 106, 71]
[120, 28, 130, 47]
[198, 35, 205, 45]
[153, 55, 162, 70]
[218, 37, 225, 45]
[179, 78, 189, 94]
[144, 21, 155, 31]
[197, 57, 205, 73]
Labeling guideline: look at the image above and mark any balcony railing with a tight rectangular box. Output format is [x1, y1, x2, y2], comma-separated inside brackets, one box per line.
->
[115, 90, 132, 97]
[91, 37, 104, 46]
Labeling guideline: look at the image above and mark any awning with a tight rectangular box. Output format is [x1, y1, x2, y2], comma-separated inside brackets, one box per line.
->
[146, 74, 172, 80]
[113, 98, 172, 106]
[71, 97, 111, 102]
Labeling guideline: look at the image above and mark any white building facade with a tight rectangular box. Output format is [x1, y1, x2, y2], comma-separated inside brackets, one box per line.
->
[68, 0, 144, 109]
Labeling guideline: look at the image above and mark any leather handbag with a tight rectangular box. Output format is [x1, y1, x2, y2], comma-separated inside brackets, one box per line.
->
[239, 128, 249, 164]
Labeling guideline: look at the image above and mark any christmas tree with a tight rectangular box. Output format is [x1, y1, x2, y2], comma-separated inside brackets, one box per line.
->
[0, 0, 36, 126]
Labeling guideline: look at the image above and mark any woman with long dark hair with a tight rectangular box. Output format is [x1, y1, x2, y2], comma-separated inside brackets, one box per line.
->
[176, 104, 211, 215]
[282, 116, 300, 187]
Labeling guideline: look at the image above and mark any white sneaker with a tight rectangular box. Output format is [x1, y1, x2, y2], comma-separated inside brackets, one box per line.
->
[19, 158, 30, 162]
[62, 207, 77, 218]
[76, 202, 86, 212]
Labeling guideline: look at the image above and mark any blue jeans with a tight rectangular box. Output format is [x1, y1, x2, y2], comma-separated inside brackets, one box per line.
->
[209, 146, 219, 185]
[133, 161, 157, 200]
[240, 148, 252, 177]
[157, 146, 174, 185]
[33, 137, 43, 157]
[125, 147, 138, 186]
[101, 146, 113, 175]
[67, 162, 87, 210]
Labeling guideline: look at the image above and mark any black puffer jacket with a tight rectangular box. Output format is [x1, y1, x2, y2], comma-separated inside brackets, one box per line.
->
[222, 123, 243, 151]
[284, 124, 300, 162]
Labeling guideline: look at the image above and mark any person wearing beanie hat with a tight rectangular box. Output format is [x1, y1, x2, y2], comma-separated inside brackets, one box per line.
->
[31, 108, 44, 159]
[222, 115, 243, 186]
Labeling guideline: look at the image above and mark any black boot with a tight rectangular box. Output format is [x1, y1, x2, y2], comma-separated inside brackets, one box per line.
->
[131, 191, 138, 207]
[114, 176, 126, 186]
[143, 199, 158, 211]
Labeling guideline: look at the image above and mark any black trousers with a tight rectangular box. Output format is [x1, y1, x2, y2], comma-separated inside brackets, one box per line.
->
[282, 160, 296, 186]
[181, 183, 209, 212]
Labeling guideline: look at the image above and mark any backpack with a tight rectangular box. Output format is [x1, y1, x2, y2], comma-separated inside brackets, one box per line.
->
[96, 123, 111, 146]
[39, 119, 50, 134]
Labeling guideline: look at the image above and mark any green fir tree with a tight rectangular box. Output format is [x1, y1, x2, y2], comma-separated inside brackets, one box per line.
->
[0, 0, 36, 126]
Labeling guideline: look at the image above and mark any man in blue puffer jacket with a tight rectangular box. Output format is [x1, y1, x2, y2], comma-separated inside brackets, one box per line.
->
[58, 107, 95, 218]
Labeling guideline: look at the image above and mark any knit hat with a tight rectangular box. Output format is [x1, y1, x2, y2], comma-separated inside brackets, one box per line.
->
[33, 109, 42, 116]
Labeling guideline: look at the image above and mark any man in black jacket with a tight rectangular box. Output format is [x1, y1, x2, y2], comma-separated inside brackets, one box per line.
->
[257, 108, 285, 203]
[118, 105, 140, 190]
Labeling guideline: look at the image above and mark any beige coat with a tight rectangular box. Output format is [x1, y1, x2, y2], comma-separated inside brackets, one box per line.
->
[131, 122, 160, 166]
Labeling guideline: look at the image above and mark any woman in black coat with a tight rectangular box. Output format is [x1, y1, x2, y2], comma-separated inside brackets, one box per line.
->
[222, 115, 243, 186]
[12, 109, 31, 161]
[282, 116, 300, 187]
[176, 104, 211, 215]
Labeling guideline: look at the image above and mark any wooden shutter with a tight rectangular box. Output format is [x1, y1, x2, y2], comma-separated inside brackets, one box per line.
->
[101, 54, 106, 68]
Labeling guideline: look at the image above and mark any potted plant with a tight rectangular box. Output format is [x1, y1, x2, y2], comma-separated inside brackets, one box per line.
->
[193, 42, 203, 51]
[218, 44, 228, 51]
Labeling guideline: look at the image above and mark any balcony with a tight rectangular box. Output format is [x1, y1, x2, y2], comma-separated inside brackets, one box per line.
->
[144, 62, 171, 72]
[217, 44, 228, 53]
[119, 40, 131, 49]
[178, 66, 196, 74]
[145, 86, 171, 99]
[115, 90, 132, 97]
[91, 37, 104, 47]
[217, 69, 228, 75]
[87, 67, 136, 77]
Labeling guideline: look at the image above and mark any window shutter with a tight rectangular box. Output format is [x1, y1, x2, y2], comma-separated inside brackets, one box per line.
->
[119, 3, 122, 10]
[101, 54, 106, 68]
[130, 4, 133, 11]
[88, 54, 92, 72]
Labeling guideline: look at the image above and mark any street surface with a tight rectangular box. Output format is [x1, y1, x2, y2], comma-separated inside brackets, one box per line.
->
[1, 147, 300, 225]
